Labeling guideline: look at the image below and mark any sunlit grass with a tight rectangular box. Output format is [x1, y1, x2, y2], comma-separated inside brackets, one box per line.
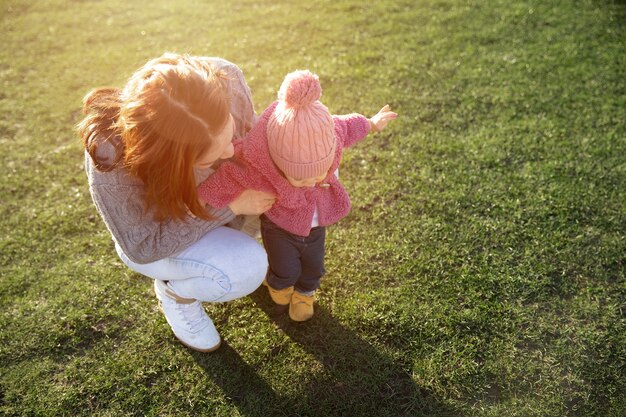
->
[1, 0, 624, 416]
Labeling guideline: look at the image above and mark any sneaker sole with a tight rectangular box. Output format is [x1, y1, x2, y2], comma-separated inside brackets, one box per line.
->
[178, 337, 222, 353]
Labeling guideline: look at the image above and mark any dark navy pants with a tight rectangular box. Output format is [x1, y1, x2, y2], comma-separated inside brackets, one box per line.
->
[260, 215, 326, 293]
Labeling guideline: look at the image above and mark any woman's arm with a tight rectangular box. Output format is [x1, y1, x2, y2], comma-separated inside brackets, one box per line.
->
[86, 154, 236, 264]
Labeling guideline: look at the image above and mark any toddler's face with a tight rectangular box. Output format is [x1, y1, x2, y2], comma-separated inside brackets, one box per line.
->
[285, 173, 327, 188]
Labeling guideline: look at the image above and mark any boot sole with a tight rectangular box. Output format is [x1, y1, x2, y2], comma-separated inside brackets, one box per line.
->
[289, 313, 313, 322]
[288, 306, 314, 322]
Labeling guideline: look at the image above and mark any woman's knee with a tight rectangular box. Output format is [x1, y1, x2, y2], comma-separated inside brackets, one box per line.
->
[170, 246, 267, 302]
[143, 227, 267, 302]
[230, 236, 268, 294]
[192, 227, 267, 300]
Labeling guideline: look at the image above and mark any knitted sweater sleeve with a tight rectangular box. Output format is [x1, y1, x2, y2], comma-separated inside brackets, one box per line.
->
[332, 114, 371, 148]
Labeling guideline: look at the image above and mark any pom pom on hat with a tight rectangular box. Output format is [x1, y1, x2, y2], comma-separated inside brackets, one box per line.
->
[278, 70, 322, 109]
[267, 70, 336, 180]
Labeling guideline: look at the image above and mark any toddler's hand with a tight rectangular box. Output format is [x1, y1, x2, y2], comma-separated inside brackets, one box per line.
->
[369, 105, 398, 133]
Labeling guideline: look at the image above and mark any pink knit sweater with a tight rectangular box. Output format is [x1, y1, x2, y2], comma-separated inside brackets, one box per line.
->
[197, 101, 371, 237]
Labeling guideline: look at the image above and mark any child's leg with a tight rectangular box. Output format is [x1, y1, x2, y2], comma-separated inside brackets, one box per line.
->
[290, 226, 326, 321]
[295, 226, 326, 293]
[261, 216, 301, 305]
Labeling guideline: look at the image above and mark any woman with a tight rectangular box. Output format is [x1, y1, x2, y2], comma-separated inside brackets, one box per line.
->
[77, 53, 275, 352]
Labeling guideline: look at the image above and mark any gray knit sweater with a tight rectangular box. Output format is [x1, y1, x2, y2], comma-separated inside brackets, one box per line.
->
[85, 57, 256, 264]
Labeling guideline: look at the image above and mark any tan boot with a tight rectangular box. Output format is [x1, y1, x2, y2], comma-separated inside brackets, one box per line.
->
[289, 291, 315, 322]
[263, 280, 294, 306]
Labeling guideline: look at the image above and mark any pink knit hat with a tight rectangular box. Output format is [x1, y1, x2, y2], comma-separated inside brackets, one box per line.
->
[267, 70, 335, 180]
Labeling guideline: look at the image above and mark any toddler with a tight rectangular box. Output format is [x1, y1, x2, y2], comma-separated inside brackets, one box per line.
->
[197, 70, 397, 321]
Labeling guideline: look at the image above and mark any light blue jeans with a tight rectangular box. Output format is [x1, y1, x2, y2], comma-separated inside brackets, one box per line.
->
[116, 226, 267, 302]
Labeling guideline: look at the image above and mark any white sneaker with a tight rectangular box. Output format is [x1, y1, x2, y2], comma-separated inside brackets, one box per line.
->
[153, 280, 221, 352]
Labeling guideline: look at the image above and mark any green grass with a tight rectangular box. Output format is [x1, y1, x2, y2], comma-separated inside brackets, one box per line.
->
[1, 0, 624, 415]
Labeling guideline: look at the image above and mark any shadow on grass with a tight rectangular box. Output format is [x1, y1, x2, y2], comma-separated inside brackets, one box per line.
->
[245, 288, 457, 417]
[190, 341, 286, 416]
[187, 287, 456, 416]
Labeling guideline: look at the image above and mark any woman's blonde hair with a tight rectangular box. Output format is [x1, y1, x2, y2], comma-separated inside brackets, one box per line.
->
[77, 53, 231, 221]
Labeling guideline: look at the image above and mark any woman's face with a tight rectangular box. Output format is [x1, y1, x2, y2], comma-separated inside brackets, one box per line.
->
[194, 114, 235, 169]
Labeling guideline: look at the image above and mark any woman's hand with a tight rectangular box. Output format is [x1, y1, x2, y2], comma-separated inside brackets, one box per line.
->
[228, 189, 276, 215]
[369, 105, 398, 133]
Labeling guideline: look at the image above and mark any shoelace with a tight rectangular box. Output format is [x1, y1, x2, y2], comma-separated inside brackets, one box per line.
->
[175, 302, 209, 333]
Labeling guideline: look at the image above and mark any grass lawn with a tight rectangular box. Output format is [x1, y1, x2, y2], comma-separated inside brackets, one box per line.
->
[1, 0, 624, 415]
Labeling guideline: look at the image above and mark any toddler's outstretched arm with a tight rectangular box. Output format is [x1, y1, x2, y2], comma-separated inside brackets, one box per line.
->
[369, 105, 398, 133]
